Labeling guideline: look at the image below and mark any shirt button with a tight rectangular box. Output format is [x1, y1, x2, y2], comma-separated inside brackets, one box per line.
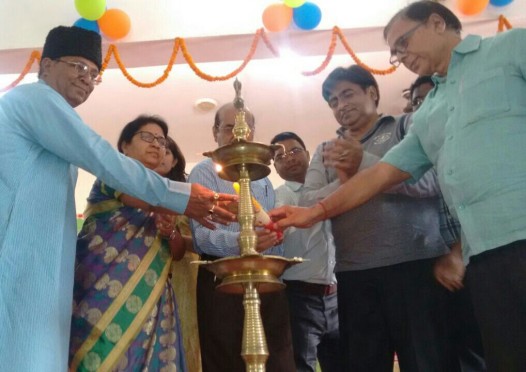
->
[458, 205, 465, 210]
[447, 169, 453, 175]
[449, 106, 455, 111]
[448, 135, 454, 141]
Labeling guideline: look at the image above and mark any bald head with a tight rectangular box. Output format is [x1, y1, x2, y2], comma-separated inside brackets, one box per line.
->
[212, 103, 256, 147]
[214, 103, 255, 129]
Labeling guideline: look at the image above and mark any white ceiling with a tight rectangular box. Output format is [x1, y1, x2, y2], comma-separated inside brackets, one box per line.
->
[1, 4, 524, 213]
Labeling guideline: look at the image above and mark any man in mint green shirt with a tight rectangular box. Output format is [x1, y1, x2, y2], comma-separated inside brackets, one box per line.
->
[271, 2, 526, 370]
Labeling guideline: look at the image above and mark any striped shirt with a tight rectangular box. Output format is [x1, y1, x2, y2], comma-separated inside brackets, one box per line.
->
[188, 158, 282, 257]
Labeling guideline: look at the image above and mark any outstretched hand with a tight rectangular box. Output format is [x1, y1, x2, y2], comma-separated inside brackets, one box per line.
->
[268, 204, 322, 230]
[184, 183, 238, 229]
[434, 242, 465, 292]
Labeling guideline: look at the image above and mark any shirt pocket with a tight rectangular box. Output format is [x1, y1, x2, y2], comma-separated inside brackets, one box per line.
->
[460, 67, 510, 125]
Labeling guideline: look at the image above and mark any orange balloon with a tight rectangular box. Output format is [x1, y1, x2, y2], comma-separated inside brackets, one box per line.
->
[98, 8, 131, 40]
[262, 3, 293, 32]
[457, 0, 489, 15]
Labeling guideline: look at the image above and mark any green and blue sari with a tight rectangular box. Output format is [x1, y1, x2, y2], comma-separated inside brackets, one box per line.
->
[69, 180, 187, 371]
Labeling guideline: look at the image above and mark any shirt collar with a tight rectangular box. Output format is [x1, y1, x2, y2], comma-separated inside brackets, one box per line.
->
[285, 180, 303, 192]
[336, 114, 394, 137]
[431, 74, 446, 85]
[431, 35, 482, 86]
[453, 34, 482, 55]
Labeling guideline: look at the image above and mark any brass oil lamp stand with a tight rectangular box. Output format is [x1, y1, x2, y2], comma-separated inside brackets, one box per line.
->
[197, 80, 302, 371]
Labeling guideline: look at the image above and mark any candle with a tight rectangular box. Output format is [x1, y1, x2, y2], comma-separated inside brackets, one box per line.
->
[232, 182, 271, 226]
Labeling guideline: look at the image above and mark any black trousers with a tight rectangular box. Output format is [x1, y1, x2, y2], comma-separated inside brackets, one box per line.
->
[336, 257, 456, 372]
[196, 265, 296, 372]
[466, 240, 526, 372]
[444, 286, 486, 372]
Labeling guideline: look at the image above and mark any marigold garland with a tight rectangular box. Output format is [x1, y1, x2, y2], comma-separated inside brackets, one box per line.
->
[1, 51, 41, 92]
[334, 26, 397, 76]
[301, 28, 338, 76]
[178, 30, 262, 82]
[0, 16, 513, 92]
[498, 15, 512, 32]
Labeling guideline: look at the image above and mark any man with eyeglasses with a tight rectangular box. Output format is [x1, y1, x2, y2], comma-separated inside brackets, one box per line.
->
[409, 75, 434, 112]
[188, 103, 295, 371]
[299, 64, 454, 371]
[409, 75, 487, 371]
[384, 4, 526, 369]
[271, 132, 340, 372]
[271, 1, 526, 370]
[0, 25, 236, 371]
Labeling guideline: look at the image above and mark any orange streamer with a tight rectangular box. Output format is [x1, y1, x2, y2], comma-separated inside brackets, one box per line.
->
[498, 15, 512, 32]
[0, 51, 41, 92]
[0, 16, 513, 92]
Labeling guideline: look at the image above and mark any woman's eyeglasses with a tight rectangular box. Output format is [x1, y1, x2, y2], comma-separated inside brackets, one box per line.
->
[135, 131, 167, 147]
[57, 59, 101, 85]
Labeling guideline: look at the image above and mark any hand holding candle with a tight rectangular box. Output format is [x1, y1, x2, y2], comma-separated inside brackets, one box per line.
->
[233, 182, 271, 226]
[232, 182, 283, 242]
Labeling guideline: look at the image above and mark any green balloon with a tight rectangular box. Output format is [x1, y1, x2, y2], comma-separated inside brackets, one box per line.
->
[75, 0, 106, 21]
[284, 0, 307, 8]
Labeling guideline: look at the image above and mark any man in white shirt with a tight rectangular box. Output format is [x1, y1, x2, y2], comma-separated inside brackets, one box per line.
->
[272, 131, 340, 372]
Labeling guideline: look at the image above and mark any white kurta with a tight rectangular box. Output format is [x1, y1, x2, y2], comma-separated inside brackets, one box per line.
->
[0, 81, 191, 371]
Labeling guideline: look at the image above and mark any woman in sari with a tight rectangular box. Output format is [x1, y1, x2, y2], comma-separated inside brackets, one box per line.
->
[69, 115, 187, 372]
[155, 137, 202, 372]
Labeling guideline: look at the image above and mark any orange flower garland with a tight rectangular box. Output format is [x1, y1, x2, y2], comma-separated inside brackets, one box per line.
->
[1, 51, 41, 92]
[498, 14, 512, 32]
[101, 42, 181, 88]
[334, 26, 397, 76]
[0, 16, 513, 92]
[301, 28, 337, 76]
[178, 30, 262, 82]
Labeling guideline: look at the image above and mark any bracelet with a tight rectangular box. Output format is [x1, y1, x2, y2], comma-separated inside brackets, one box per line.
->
[317, 200, 329, 221]
[169, 228, 178, 241]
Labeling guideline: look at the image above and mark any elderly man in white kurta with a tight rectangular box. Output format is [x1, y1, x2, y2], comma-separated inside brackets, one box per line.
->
[0, 25, 235, 371]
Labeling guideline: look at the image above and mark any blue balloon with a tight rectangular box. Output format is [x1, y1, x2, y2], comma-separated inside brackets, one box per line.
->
[293, 2, 322, 30]
[490, 0, 513, 5]
[73, 18, 100, 33]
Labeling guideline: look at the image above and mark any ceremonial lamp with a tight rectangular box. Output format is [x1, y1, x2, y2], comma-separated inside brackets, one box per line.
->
[197, 79, 302, 372]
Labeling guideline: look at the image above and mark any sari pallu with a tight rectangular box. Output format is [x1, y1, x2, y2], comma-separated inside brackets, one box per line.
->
[69, 180, 187, 372]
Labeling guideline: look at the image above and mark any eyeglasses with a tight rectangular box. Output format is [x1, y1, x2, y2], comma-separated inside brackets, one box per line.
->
[57, 59, 101, 85]
[389, 23, 424, 67]
[135, 131, 167, 147]
[412, 96, 425, 110]
[274, 147, 304, 163]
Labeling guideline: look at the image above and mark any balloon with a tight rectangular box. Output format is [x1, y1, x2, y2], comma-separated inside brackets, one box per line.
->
[293, 2, 322, 30]
[490, 0, 513, 6]
[74, 0, 106, 21]
[284, 0, 306, 8]
[456, 0, 489, 15]
[73, 18, 100, 34]
[262, 3, 293, 32]
[98, 9, 131, 40]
